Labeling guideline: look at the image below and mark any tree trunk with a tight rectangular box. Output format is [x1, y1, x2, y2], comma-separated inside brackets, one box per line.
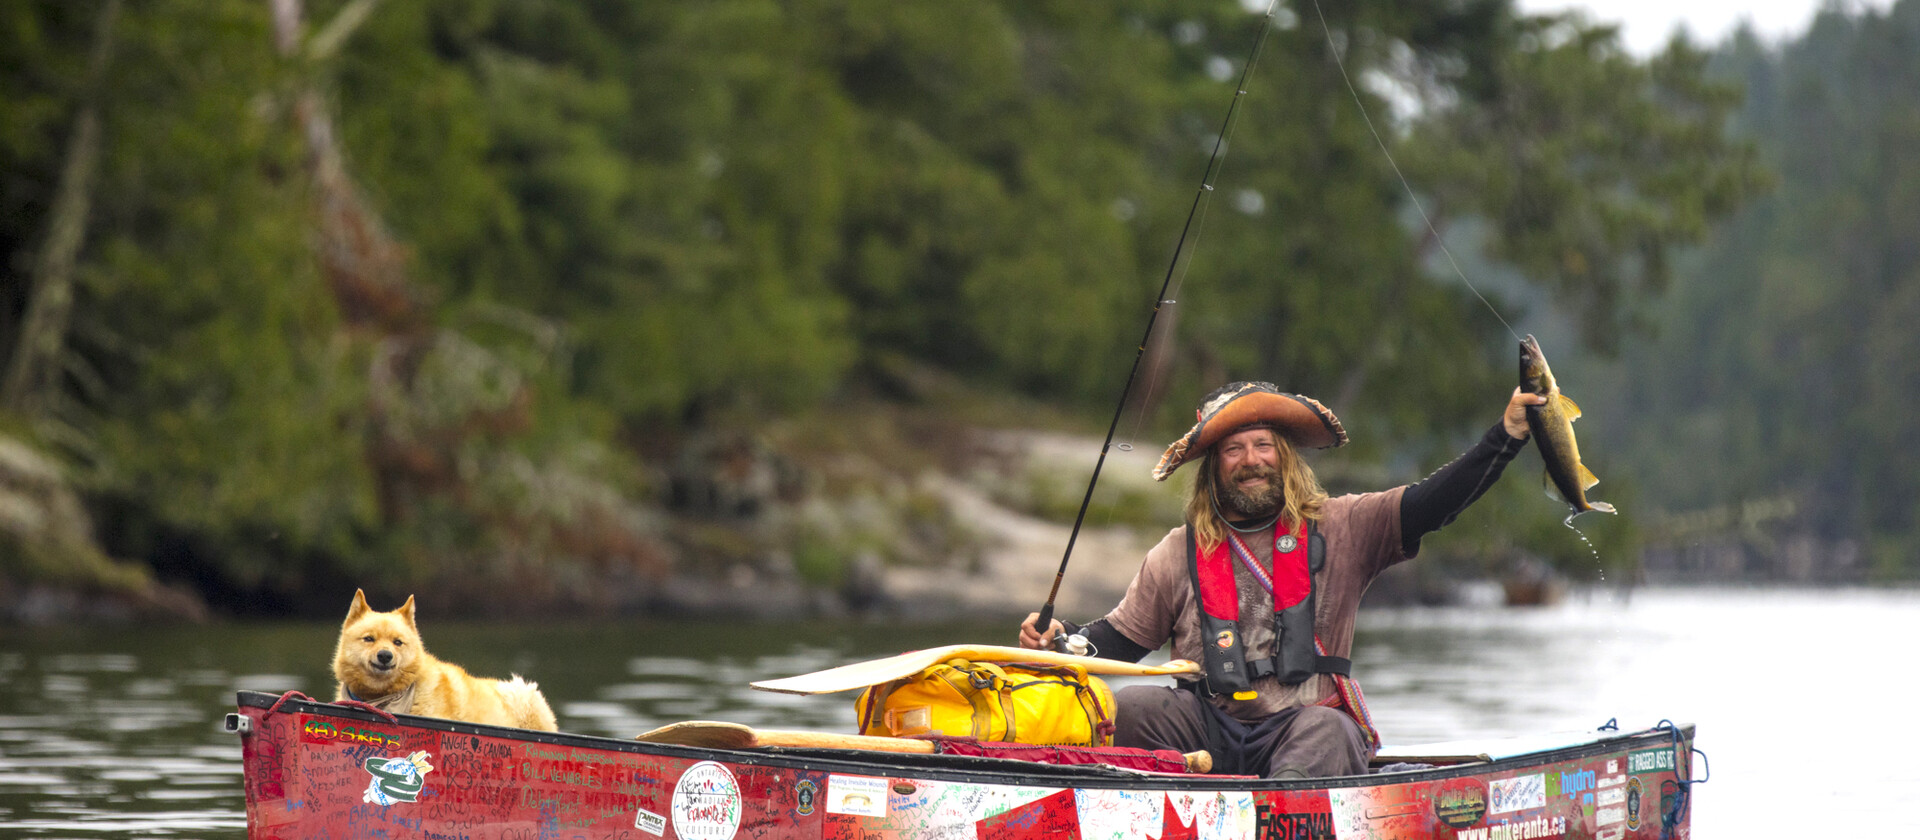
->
[2, 0, 120, 419]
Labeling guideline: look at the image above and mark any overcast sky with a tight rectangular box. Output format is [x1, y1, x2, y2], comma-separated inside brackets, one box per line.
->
[1516, 0, 1897, 54]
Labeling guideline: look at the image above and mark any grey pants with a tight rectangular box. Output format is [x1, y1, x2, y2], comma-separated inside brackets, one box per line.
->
[1111, 684, 1372, 778]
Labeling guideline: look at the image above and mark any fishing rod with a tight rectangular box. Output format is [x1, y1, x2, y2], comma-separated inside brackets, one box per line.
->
[1034, 2, 1284, 651]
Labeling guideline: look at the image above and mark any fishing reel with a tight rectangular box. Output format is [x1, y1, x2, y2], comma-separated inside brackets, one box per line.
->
[1052, 631, 1091, 657]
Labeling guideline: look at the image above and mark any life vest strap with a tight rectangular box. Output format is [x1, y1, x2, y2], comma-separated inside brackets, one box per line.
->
[1246, 654, 1350, 681]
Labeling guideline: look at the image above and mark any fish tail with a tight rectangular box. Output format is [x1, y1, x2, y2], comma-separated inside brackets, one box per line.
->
[1565, 502, 1619, 527]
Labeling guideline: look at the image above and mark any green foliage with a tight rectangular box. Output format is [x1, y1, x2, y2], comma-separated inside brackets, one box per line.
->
[71, 0, 372, 587]
[791, 530, 849, 588]
[1402, 13, 1767, 351]
[1580, 0, 1920, 577]
[0, 5, 89, 283]
[0, 0, 1775, 606]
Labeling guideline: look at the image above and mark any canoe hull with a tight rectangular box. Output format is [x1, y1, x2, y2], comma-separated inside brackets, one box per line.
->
[231, 690, 1693, 840]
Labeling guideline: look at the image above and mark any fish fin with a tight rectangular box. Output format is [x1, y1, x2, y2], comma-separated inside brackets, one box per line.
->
[1543, 471, 1565, 503]
[1557, 393, 1582, 421]
[1566, 501, 1619, 526]
[1578, 463, 1600, 491]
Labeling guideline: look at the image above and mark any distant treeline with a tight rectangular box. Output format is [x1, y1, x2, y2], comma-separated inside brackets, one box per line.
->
[1577, 0, 1920, 581]
[13, 0, 1883, 616]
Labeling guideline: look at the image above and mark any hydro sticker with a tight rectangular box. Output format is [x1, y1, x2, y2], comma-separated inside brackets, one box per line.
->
[826, 774, 889, 818]
[671, 761, 742, 840]
[361, 751, 435, 806]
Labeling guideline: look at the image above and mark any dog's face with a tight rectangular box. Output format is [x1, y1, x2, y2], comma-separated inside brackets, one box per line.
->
[334, 589, 423, 695]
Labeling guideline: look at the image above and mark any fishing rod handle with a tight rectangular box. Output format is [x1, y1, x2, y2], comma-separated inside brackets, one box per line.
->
[1033, 603, 1056, 645]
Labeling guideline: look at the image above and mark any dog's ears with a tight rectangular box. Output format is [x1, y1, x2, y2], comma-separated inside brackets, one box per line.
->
[346, 588, 371, 624]
[398, 595, 417, 627]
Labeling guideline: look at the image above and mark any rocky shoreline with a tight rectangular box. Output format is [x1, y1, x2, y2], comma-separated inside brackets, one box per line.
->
[0, 422, 1557, 625]
[1, 427, 1166, 625]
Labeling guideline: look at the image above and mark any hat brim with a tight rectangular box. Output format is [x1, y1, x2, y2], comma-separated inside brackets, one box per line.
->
[1153, 386, 1345, 481]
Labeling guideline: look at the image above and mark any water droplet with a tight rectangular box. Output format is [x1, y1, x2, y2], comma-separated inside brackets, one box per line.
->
[1563, 517, 1603, 581]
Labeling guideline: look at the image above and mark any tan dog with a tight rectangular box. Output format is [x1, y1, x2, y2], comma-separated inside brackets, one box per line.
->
[333, 589, 558, 731]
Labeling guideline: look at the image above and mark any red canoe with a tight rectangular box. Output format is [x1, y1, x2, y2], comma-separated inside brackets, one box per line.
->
[227, 689, 1698, 839]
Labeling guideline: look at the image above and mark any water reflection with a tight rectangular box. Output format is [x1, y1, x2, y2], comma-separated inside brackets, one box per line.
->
[1, 589, 1915, 837]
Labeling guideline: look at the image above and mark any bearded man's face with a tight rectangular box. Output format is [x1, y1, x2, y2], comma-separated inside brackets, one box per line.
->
[1214, 428, 1284, 517]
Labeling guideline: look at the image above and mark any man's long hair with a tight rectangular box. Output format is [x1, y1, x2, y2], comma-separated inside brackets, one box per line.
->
[1183, 428, 1328, 551]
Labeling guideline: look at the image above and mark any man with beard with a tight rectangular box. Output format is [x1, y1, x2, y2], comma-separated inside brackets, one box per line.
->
[1019, 381, 1544, 778]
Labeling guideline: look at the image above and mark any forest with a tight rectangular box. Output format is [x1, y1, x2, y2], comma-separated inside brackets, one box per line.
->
[2, 0, 1912, 621]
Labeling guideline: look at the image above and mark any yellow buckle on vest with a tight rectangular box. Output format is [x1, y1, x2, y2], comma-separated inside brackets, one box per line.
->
[1232, 690, 1257, 701]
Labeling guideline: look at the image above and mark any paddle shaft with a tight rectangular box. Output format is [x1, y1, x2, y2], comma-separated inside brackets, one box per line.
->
[638, 722, 1211, 773]
[1035, 4, 1284, 637]
[749, 730, 1213, 774]
[749, 729, 937, 754]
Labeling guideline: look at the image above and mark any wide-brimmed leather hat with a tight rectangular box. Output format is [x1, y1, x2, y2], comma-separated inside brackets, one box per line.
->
[1152, 381, 1346, 481]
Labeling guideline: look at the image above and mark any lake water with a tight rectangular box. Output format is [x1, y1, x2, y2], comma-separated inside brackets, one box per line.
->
[1, 587, 1915, 836]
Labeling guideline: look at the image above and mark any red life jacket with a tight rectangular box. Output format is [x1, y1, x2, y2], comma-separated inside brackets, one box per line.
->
[1185, 519, 1380, 749]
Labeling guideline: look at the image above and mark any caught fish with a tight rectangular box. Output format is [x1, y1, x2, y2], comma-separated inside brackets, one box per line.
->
[1520, 335, 1617, 525]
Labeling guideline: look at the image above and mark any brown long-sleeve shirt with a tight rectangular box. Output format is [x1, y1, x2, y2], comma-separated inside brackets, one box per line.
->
[1101, 488, 1407, 722]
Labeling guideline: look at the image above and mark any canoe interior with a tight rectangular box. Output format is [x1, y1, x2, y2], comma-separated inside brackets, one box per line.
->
[233, 690, 1696, 839]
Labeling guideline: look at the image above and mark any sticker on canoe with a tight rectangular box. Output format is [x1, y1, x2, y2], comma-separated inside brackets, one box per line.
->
[1628, 746, 1676, 775]
[361, 751, 434, 806]
[1434, 779, 1488, 828]
[1488, 774, 1546, 815]
[672, 761, 741, 840]
[301, 716, 402, 750]
[633, 805, 667, 836]
[1626, 777, 1644, 830]
[794, 778, 818, 816]
[750, 644, 1200, 695]
[826, 774, 889, 818]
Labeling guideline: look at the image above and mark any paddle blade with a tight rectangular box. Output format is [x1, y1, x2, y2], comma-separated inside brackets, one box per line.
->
[751, 644, 1201, 695]
[635, 721, 756, 750]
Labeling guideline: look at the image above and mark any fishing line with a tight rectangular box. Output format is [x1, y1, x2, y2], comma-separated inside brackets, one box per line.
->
[1306, 0, 1523, 345]
[1309, 2, 1630, 587]
[1034, 0, 1285, 641]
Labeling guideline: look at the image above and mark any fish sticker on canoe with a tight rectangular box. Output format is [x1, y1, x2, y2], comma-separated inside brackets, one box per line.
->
[1520, 335, 1617, 525]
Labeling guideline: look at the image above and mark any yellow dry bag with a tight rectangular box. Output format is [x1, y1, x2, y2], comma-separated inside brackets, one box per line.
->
[854, 659, 1116, 747]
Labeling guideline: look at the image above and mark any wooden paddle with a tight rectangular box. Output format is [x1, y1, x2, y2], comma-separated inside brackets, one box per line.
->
[634, 721, 1212, 773]
[749, 644, 1201, 696]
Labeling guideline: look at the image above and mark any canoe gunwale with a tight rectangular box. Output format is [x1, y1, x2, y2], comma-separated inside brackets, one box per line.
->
[235, 689, 1691, 793]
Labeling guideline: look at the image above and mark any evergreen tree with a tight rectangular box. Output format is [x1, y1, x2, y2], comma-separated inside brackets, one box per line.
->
[0, 0, 1777, 610]
[1594, 0, 1920, 579]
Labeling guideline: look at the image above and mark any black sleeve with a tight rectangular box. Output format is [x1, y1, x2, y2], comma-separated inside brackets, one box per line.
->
[1399, 423, 1528, 556]
[1060, 618, 1154, 663]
